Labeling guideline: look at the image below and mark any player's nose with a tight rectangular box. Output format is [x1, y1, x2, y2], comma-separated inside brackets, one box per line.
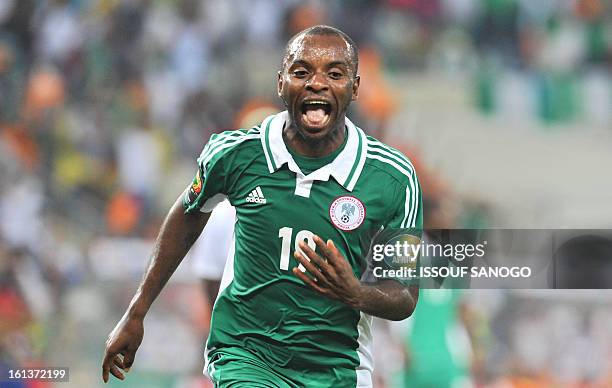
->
[305, 72, 329, 92]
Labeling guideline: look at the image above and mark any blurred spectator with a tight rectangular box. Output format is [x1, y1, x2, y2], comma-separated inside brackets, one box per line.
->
[0, 178, 44, 250]
[0, 0, 35, 66]
[107, 1, 145, 82]
[106, 191, 142, 236]
[34, 0, 83, 68]
[355, 46, 398, 139]
[170, 0, 210, 95]
[22, 64, 65, 122]
[0, 40, 25, 122]
[115, 123, 163, 200]
[283, 2, 328, 39]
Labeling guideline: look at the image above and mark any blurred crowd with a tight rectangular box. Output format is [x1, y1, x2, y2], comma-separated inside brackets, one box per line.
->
[1, 0, 611, 387]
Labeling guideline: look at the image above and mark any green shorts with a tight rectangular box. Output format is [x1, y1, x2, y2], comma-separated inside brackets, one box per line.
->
[207, 347, 368, 388]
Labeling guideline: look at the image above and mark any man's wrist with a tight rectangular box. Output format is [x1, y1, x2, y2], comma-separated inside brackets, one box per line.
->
[127, 297, 149, 320]
[346, 283, 365, 311]
[127, 308, 146, 320]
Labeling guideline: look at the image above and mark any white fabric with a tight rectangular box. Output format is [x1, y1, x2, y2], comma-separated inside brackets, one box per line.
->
[203, 220, 236, 376]
[356, 312, 374, 387]
[189, 200, 236, 280]
[260, 111, 368, 197]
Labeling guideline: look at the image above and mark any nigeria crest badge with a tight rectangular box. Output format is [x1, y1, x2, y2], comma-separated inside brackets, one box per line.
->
[329, 196, 366, 231]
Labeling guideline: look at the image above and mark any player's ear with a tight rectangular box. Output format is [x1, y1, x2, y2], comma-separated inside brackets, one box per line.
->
[351, 75, 360, 101]
[277, 71, 283, 98]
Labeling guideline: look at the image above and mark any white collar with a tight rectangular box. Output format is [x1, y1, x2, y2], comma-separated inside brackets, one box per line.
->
[260, 111, 367, 191]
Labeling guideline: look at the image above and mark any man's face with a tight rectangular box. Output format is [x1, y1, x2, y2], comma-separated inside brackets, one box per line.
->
[278, 34, 360, 141]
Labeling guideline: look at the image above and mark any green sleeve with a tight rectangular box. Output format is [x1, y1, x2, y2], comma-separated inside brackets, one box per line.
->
[375, 171, 423, 286]
[386, 169, 422, 232]
[183, 136, 230, 214]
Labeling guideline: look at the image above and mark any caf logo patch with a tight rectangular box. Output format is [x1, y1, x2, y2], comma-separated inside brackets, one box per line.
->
[329, 196, 366, 231]
[191, 170, 203, 195]
[187, 169, 204, 204]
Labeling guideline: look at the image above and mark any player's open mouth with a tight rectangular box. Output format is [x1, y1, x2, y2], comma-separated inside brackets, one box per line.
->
[301, 100, 332, 128]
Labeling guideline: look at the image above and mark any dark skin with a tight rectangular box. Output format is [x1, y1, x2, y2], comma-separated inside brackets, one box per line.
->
[293, 236, 418, 321]
[102, 31, 418, 383]
[278, 34, 359, 157]
[101, 193, 210, 382]
[279, 34, 417, 319]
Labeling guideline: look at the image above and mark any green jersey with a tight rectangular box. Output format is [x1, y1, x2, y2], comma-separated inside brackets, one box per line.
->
[184, 111, 422, 386]
[401, 289, 471, 387]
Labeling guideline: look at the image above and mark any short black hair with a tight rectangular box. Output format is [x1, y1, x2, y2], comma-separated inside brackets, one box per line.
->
[282, 25, 359, 76]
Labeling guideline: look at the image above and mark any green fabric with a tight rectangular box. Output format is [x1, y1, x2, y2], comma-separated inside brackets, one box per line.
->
[586, 21, 606, 62]
[402, 289, 469, 387]
[184, 112, 423, 386]
[285, 127, 348, 175]
[537, 72, 578, 124]
[209, 347, 357, 388]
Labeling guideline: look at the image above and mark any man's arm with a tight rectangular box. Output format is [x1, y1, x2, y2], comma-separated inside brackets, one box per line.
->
[293, 236, 418, 321]
[101, 191, 210, 383]
[352, 281, 418, 321]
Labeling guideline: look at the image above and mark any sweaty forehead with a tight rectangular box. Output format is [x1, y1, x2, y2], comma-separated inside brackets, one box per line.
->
[286, 34, 352, 67]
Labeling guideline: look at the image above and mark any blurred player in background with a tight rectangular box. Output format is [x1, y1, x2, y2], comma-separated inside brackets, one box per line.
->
[102, 25, 422, 387]
[389, 185, 475, 387]
[397, 288, 475, 388]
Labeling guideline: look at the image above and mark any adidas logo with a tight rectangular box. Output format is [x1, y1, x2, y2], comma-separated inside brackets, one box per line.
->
[246, 186, 267, 204]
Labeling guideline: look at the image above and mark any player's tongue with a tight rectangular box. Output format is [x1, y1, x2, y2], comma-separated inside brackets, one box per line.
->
[303, 107, 328, 126]
[304, 108, 327, 125]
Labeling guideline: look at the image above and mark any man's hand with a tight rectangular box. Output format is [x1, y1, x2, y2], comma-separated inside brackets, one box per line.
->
[293, 234, 419, 320]
[102, 315, 144, 383]
[292, 235, 363, 308]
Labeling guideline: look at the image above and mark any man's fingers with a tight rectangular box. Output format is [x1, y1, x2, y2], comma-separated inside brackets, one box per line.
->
[102, 366, 109, 383]
[313, 235, 331, 255]
[109, 364, 125, 380]
[292, 267, 328, 295]
[298, 241, 334, 275]
[102, 351, 115, 383]
[122, 349, 136, 370]
[113, 355, 125, 369]
[103, 345, 133, 383]
[313, 236, 338, 266]
[294, 251, 329, 285]
[326, 238, 341, 256]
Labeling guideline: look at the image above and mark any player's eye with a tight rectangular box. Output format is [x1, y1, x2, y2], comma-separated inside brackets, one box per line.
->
[329, 71, 344, 80]
[293, 70, 308, 78]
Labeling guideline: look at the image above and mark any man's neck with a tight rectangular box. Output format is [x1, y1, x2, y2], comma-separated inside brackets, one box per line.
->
[282, 121, 346, 158]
